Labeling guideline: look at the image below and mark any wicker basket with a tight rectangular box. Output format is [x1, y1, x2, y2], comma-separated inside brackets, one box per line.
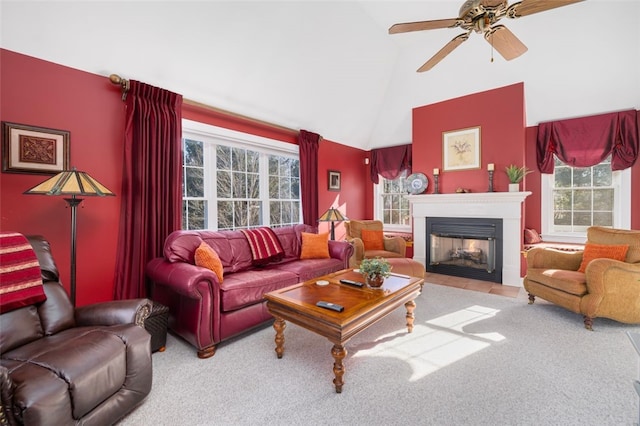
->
[144, 302, 169, 353]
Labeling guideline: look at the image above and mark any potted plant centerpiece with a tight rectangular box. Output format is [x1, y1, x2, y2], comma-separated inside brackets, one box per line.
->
[359, 257, 392, 288]
[505, 164, 532, 192]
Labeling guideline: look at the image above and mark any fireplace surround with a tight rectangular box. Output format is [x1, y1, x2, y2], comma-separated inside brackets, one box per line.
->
[407, 192, 531, 286]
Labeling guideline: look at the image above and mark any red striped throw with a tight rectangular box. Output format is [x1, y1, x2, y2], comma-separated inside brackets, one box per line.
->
[240, 227, 284, 265]
[0, 232, 46, 313]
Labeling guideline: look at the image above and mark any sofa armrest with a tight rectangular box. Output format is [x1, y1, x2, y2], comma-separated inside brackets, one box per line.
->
[581, 260, 640, 323]
[328, 240, 354, 269]
[526, 247, 583, 271]
[0, 365, 16, 426]
[146, 258, 222, 299]
[383, 236, 406, 257]
[345, 237, 364, 268]
[75, 298, 153, 328]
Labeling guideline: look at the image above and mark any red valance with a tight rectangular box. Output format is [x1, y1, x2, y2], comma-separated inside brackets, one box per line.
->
[536, 109, 638, 173]
[370, 144, 412, 184]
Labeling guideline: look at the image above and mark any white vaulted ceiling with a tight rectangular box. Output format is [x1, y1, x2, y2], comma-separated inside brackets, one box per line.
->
[1, 1, 639, 150]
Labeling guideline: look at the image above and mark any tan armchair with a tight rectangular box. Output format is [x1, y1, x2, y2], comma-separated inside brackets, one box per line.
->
[524, 226, 640, 330]
[344, 220, 406, 268]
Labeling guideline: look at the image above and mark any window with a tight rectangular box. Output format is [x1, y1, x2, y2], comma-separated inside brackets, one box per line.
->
[541, 155, 631, 243]
[374, 171, 411, 231]
[182, 120, 301, 231]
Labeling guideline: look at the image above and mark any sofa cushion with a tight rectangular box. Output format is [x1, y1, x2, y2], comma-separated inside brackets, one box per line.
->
[577, 243, 629, 273]
[194, 242, 224, 282]
[269, 258, 345, 282]
[273, 224, 315, 261]
[300, 232, 330, 259]
[219, 269, 299, 312]
[526, 268, 587, 296]
[361, 229, 385, 250]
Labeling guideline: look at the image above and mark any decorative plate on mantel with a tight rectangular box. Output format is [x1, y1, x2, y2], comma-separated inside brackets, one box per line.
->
[406, 173, 429, 194]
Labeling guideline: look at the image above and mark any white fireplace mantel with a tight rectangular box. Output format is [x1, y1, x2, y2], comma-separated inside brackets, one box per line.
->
[407, 192, 531, 287]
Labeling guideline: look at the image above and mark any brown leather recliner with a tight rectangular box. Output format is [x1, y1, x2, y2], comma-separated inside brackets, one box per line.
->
[0, 236, 153, 425]
[524, 226, 640, 330]
[344, 220, 406, 268]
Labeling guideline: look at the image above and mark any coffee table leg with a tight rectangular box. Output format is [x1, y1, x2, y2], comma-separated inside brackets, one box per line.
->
[331, 344, 347, 393]
[273, 317, 286, 358]
[405, 299, 416, 333]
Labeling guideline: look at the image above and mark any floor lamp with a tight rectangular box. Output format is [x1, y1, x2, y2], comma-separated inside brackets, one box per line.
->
[318, 207, 348, 240]
[24, 168, 115, 306]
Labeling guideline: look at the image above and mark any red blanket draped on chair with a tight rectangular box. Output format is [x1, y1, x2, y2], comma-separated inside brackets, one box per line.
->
[240, 227, 284, 265]
[0, 232, 46, 313]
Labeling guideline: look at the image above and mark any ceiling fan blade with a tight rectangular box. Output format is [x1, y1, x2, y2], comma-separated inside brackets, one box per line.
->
[484, 25, 528, 60]
[417, 33, 470, 72]
[507, 0, 584, 18]
[389, 18, 461, 34]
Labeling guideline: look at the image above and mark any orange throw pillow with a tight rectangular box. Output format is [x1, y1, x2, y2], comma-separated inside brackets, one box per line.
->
[300, 232, 330, 259]
[577, 242, 629, 273]
[194, 241, 224, 282]
[361, 229, 385, 251]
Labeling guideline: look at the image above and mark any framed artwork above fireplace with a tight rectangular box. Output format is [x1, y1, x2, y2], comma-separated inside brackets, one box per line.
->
[442, 126, 480, 171]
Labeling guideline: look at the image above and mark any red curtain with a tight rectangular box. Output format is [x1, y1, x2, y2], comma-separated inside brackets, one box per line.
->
[370, 144, 412, 184]
[537, 109, 638, 173]
[114, 81, 183, 299]
[298, 130, 320, 226]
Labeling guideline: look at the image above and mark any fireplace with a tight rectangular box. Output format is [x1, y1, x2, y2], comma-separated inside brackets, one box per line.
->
[427, 217, 503, 283]
[407, 192, 531, 287]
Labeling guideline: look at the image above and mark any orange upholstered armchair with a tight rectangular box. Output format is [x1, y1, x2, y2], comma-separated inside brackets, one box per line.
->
[524, 226, 640, 330]
[344, 220, 406, 268]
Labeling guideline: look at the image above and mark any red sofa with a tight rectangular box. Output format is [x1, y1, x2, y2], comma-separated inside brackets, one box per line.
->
[146, 224, 353, 358]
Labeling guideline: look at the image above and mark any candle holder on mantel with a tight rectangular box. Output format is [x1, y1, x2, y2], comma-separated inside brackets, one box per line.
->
[488, 170, 494, 192]
[433, 174, 440, 194]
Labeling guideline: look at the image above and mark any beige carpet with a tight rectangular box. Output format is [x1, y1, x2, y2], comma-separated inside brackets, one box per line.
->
[119, 283, 640, 425]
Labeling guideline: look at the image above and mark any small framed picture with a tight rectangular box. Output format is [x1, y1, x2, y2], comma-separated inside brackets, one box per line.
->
[443, 126, 481, 171]
[328, 170, 341, 191]
[2, 122, 70, 174]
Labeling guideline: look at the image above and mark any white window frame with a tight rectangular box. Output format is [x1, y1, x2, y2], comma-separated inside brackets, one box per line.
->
[540, 166, 631, 243]
[373, 174, 412, 233]
[182, 119, 301, 230]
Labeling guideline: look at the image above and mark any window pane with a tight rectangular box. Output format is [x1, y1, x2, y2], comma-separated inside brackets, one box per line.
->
[185, 167, 204, 197]
[248, 201, 262, 226]
[218, 201, 233, 230]
[269, 176, 279, 198]
[270, 201, 281, 224]
[554, 166, 571, 188]
[554, 211, 571, 226]
[573, 189, 592, 211]
[217, 170, 231, 198]
[573, 168, 591, 187]
[247, 173, 259, 198]
[247, 151, 259, 173]
[216, 146, 231, 170]
[593, 211, 613, 227]
[593, 164, 612, 186]
[232, 148, 246, 171]
[234, 200, 247, 227]
[184, 139, 203, 166]
[593, 189, 613, 210]
[232, 172, 246, 198]
[573, 212, 592, 226]
[554, 190, 572, 211]
[186, 200, 206, 230]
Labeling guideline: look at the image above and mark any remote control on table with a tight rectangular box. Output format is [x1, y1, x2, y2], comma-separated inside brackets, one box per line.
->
[316, 301, 344, 312]
[339, 279, 364, 287]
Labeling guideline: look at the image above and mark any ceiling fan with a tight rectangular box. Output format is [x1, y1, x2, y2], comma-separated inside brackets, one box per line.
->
[389, 0, 584, 72]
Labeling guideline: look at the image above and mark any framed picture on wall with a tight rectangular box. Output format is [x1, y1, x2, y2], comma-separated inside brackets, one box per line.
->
[328, 170, 341, 191]
[443, 126, 481, 171]
[2, 121, 70, 174]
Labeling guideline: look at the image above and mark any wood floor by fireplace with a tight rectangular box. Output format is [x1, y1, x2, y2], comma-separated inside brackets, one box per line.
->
[426, 217, 503, 283]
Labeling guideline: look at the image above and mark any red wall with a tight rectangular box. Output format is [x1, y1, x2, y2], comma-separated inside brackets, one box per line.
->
[412, 83, 526, 194]
[1, 49, 368, 305]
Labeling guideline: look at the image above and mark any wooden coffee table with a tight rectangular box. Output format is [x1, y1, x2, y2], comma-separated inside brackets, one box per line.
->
[264, 269, 424, 393]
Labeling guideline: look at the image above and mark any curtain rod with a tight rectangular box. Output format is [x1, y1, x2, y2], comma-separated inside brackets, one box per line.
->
[108, 74, 297, 135]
